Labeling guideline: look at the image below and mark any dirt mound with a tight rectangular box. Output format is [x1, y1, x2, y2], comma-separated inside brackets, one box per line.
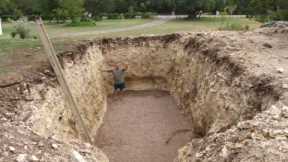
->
[0, 122, 108, 162]
[261, 21, 288, 28]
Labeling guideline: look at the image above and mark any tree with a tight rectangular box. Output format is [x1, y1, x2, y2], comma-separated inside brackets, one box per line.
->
[37, 0, 59, 20]
[85, 0, 115, 17]
[0, 0, 22, 20]
[176, 0, 205, 19]
[59, 0, 84, 21]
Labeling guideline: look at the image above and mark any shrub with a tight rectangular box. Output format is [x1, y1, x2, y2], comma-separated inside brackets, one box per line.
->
[126, 6, 135, 19]
[255, 15, 272, 23]
[72, 17, 81, 24]
[219, 23, 250, 31]
[119, 13, 125, 19]
[124, 12, 136, 19]
[272, 10, 288, 21]
[11, 19, 31, 39]
[142, 12, 156, 19]
[135, 12, 143, 17]
[107, 13, 122, 19]
[10, 32, 17, 38]
[66, 20, 96, 27]
[93, 16, 102, 21]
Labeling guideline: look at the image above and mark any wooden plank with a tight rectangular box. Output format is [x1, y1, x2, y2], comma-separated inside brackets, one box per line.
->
[0, 18, 3, 35]
[35, 17, 92, 143]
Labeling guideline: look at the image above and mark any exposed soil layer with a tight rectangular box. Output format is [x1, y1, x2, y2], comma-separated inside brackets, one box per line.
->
[95, 91, 193, 162]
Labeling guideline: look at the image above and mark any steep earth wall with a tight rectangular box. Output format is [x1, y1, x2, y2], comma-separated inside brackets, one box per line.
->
[22, 46, 107, 142]
[19, 27, 288, 161]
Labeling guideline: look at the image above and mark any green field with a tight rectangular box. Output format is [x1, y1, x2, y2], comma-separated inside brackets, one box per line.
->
[0, 17, 261, 76]
[0, 19, 152, 54]
[93, 17, 261, 38]
[0, 17, 260, 55]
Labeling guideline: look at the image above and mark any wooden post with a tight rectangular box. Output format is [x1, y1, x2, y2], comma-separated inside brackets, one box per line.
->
[35, 17, 92, 143]
[0, 18, 3, 35]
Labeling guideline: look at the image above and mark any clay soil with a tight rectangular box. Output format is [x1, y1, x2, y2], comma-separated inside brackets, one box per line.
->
[95, 90, 193, 162]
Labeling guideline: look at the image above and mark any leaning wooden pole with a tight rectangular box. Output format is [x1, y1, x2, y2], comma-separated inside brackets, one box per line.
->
[35, 17, 92, 143]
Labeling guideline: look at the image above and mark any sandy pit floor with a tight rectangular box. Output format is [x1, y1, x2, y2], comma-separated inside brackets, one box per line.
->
[95, 90, 193, 162]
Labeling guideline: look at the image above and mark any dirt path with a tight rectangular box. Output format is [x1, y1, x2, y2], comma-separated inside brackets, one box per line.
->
[95, 90, 193, 162]
[52, 19, 168, 38]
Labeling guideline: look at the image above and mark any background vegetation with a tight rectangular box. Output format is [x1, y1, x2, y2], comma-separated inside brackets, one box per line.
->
[0, 0, 287, 23]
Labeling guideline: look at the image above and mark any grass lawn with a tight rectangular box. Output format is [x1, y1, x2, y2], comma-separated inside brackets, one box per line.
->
[0, 19, 153, 55]
[0, 17, 261, 76]
[93, 17, 261, 38]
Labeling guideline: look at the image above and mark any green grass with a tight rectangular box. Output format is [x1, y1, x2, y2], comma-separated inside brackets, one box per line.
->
[0, 17, 260, 55]
[0, 17, 261, 76]
[45, 19, 152, 37]
[0, 19, 153, 55]
[93, 17, 260, 38]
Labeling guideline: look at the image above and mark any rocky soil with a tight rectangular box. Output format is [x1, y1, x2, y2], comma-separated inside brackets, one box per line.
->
[0, 23, 288, 162]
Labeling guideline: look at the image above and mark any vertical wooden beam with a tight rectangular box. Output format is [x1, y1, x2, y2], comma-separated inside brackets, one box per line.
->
[35, 17, 92, 143]
[0, 18, 3, 35]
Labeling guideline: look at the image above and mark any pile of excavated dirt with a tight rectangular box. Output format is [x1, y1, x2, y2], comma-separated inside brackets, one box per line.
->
[1, 25, 288, 161]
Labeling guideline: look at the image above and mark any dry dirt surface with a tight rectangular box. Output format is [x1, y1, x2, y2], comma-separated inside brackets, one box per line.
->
[95, 91, 193, 162]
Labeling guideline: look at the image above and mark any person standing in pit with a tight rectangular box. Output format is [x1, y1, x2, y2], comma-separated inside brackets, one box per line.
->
[105, 64, 128, 94]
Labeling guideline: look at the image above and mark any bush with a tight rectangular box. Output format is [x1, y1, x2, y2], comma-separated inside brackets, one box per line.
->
[72, 17, 81, 24]
[219, 23, 250, 31]
[10, 32, 17, 38]
[135, 12, 143, 17]
[11, 19, 31, 39]
[93, 16, 102, 21]
[255, 15, 272, 23]
[107, 13, 123, 19]
[66, 20, 96, 27]
[272, 10, 288, 21]
[119, 13, 125, 19]
[124, 12, 136, 19]
[142, 12, 156, 19]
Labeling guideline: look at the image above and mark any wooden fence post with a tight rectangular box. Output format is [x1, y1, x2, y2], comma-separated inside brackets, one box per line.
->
[35, 17, 92, 143]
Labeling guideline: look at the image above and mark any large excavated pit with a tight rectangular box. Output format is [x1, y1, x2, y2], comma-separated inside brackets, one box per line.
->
[16, 29, 288, 162]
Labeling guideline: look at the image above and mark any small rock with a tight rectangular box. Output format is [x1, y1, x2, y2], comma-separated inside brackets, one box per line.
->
[3, 151, 9, 157]
[263, 43, 273, 48]
[16, 154, 27, 162]
[277, 68, 284, 73]
[283, 84, 288, 89]
[38, 142, 44, 147]
[9, 146, 16, 153]
[51, 143, 58, 149]
[71, 150, 87, 162]
[84, 143, 91, 149]
[29, 155, 39, 162]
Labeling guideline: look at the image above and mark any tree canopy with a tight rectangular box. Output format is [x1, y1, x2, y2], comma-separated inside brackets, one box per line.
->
[0, 0, 287, 21]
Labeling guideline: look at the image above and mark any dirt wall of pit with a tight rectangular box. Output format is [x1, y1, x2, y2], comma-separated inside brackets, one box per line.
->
[22, 46, 107, 141]
[99, 33, 279, 137]
[21, 29, 288, 161]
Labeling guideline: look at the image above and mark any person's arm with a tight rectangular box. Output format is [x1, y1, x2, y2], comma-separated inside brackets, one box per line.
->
[122, 64, 128, 71]
[102, 64, 116, 73]
[102, 69, 113, 73]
